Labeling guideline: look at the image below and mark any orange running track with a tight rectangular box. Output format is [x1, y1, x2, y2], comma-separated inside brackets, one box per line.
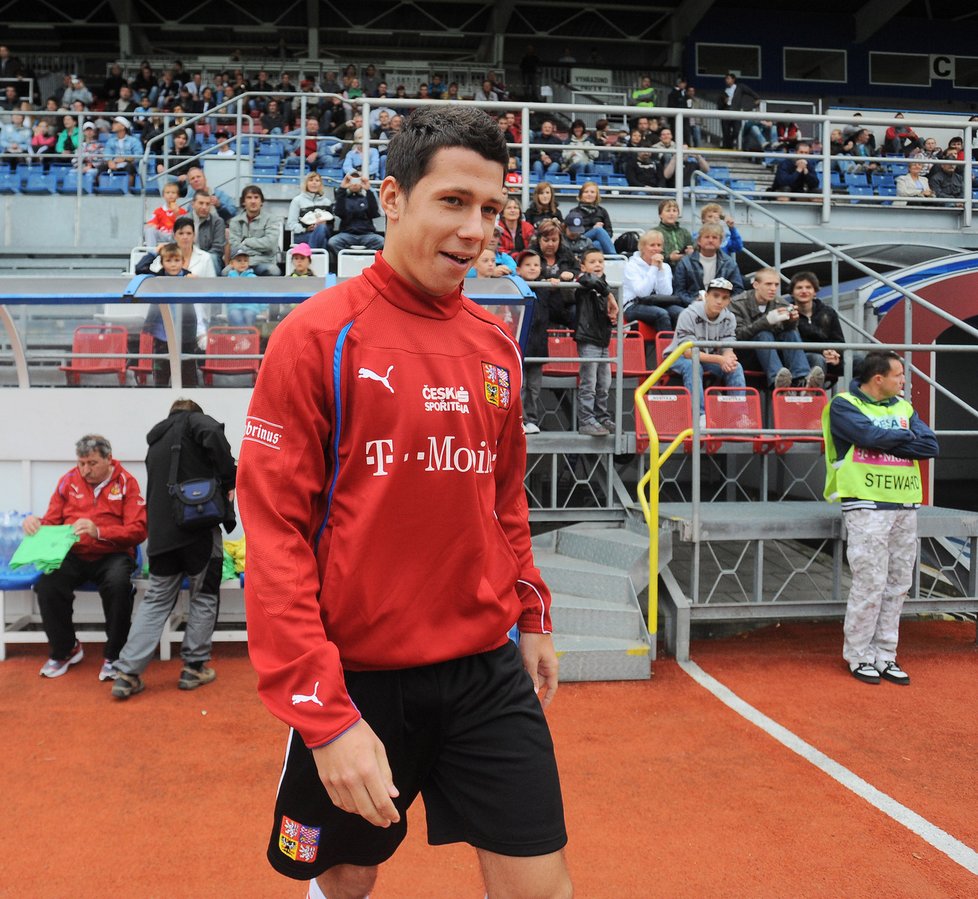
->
[1, 619, 975, 898]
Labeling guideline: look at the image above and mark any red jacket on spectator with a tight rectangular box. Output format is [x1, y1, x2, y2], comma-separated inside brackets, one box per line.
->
[498, 219, 535, 257]
[39, 462, 147, 561]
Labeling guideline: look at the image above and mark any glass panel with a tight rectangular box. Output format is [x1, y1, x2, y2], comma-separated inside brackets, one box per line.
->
[954, 56, 978, 89]
[869, 52, 929, 87]
[696, 44, 761, 79]
[784, 48, 846, 83]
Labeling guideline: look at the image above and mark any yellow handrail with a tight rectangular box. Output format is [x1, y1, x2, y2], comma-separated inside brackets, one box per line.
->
[634, 341, 694, 636]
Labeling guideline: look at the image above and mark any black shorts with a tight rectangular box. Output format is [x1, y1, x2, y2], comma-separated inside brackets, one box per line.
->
[266, 641, 567, 880]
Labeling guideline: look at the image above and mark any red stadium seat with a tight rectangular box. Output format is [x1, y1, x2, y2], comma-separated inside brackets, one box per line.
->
[542, 329, 579, 376]
[771, 387, 828, 453]
[60, 324, 128, 386]
[635, 386, 693, 454]
[198, 326, 261, 386]
[128, 330, 155, 386]
[703, 386, 773, 454]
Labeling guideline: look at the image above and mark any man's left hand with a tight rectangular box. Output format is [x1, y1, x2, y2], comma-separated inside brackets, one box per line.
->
[519, 632, 559, 708]
[71, 518, 98, 538]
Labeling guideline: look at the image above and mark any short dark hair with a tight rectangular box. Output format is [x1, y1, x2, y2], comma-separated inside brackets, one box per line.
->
[240, 184, 264, 204]
[385, 105, 508, 195]
[581, 247, 604, 264]
[170, 398, 203, 414]
[858, 350, 902, 382]
[160, 242, 181, 258]
[789, 270, 820, 292]
[172, 216, 194, 233]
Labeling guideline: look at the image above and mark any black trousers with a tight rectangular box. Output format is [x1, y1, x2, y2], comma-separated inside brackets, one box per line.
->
[35, 552, 136, 660]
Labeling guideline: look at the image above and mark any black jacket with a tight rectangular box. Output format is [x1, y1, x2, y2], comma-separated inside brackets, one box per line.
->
[574, 273, 613, 347]
[333, 187, 380, 235]
[144, 410, 237, 556]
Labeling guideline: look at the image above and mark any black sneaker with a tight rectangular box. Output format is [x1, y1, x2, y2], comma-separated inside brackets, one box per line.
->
[876, 661, 910, 685]
[111, 671, 145, 700]
[850, 662, 880, 684]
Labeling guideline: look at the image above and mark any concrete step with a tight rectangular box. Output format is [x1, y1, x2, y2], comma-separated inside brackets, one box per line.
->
[551, 592, 646, 640]
[555, 523, 649, 571]
[534, 549, 633, 602]
[553, 633, 652, 681]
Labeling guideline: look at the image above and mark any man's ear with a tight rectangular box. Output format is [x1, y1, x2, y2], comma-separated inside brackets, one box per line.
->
[379, 176, 400, 221]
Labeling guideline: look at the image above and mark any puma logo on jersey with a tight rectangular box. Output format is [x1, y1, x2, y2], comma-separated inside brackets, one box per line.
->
[291, 682, 323, 707]
[358, 365, 394, 394]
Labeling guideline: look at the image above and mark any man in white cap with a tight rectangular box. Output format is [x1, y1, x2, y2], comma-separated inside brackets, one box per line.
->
[666, 276, 746, 423]
[99, 115, 143, 186]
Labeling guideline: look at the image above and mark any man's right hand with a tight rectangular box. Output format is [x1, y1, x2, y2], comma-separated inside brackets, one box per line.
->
[23, 514, 41, 536]
[312, 719, 400, 827]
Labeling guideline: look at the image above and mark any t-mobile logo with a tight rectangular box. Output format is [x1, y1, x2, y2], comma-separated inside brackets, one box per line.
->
[365, 439, 394, 476]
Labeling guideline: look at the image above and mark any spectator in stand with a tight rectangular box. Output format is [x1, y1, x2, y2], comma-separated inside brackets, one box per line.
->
[574, 248, 619, 436]
[473, 79, 499, 102]
[260, 98, 287, 134]
[319, 95, 346, 134]
[927, 151, 964, 205]
[287, 242, 316, 277]
[1, 110, 30, 171]
[157, 128, 197, 190]
[110, 399, 236, 701]
[667, 277, 746, 423]
[790, 271, 844, 386]
[530, 118, 563, 179]
[665, 76, 687, 117]
[144, 180, 187, 245]
[111, 84, 138, 115]
[674, 224, 744, 308]
[30, 118, 56, 167]
[156, 70, 179, 109]
[319, 70, 342, 95]
[740, 103, 778, 155]
[630, 75, 656, 111]
[730, 267, 822, 389]
[138, 216, 216, 277]
[101, 64, 126, 102]
[621, 229, 679, 334]
[830, 127, 854, 174]
[361, 64, 382, 96]
[98, 115, 142, 187]
[909, 137, 941, 175]
[287, 171, 334, 249]
[132, 62, 157, 102]
[191, 189, 227, 274]
[883, 113, 920, 156]
[895, 161, 933, 204]
[497, 196, 535, 257]
[467, 248, 500, 278]
[530, 218, 577, 328]
[185, 167, 237, 220]
[561, 213, 595, 264]
[445, 82, 461, 101]
[656, 198, 694, 266]
[486, 69, 507, 99]
[718, 72, 759, 150]
[56, 113, 81, 158]
[625, 148, 662, 191]
[0, 44, 24, 81]
[485, 225, 518, 275]
[567, 180, 615, 255]
[228, 186, 281, 276]
[292, 116, 337, 171]
[946, 136, 965, 161]
[848, 128, 881, 181]
[428, 74, 446, 99]
[0, 85, 19, 110]
[694, 204, 744, 257]
[516, 250, 550, 435]
[776, 119, 800, 152]
[654, 126, 710, 187]
[328, 172, 385, 263]
[25, 434, 147, 681]
[340, 64, 357, 91]
[62, 74, 93, 109]
[771, 141, 819, 200]
[619, 128, 647, 174]
[342, 128, 380, 179]
[562, 119, 597, 179]
[369, 106, 396, 137]
[666, 80, 703, 146]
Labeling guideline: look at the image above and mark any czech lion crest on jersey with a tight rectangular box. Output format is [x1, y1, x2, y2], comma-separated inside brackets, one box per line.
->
[482, 361, 511, 410]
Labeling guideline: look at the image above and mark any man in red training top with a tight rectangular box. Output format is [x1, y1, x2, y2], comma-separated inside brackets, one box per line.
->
[237, 104, 570, 899]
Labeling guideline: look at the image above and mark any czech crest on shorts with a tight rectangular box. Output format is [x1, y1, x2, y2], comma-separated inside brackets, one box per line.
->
[279, 815, 320, 863]
[482, 361, 511, 410]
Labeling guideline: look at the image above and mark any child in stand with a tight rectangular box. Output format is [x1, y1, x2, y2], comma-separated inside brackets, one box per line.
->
[226, 246, 266, 327]
[693, 203, 744, 257]
[142, 243, 198, 386]
[466, 248, 500, 278]
[516, 249, 545, 435]
[144, 181, 187, 246]
[287, 242, 316, 277]
[574, 248, 619, 436]
[157, 243, 190, 278]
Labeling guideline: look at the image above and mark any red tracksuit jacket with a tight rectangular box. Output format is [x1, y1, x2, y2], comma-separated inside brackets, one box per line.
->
[39, 462, 147, 560]
[238, 254, 552, 747]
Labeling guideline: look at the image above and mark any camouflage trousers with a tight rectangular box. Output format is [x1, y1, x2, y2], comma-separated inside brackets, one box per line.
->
[842, 508, 918, 667]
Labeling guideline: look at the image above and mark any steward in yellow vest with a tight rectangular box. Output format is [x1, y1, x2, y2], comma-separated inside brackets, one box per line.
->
[821, 350, 938, 687]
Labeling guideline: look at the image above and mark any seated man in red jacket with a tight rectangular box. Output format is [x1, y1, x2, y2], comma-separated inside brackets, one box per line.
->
[23, 434, 147, 681]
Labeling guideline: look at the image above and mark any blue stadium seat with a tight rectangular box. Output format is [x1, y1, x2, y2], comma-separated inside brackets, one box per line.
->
[710, 165, 730, 181]
[21, 170, 57, 194]
[549, 172, 571, 185]
[97, 172, 129, 195]
[593, 162, 614, 176]
[606, 174, 628, 187]
[730, 179, 757, 194]
[58, 169, 95, 194]
[0, 170, 19, 194]
[847, 184, 873, 202]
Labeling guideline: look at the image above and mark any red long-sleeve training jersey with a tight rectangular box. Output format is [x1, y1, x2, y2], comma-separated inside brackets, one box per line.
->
[237, 254, 552, 748]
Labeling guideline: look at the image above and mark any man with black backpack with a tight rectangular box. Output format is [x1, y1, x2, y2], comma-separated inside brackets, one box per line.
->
[111, 399, 236, 700]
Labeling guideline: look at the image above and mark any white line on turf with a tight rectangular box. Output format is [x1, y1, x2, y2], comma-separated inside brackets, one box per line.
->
[679, 659, 978, 876]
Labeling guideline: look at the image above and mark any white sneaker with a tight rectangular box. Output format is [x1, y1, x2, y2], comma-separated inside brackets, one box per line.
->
[523, 421, 541, 434]
[99, 660, 118, 681]
[39, 641, 84, 678]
